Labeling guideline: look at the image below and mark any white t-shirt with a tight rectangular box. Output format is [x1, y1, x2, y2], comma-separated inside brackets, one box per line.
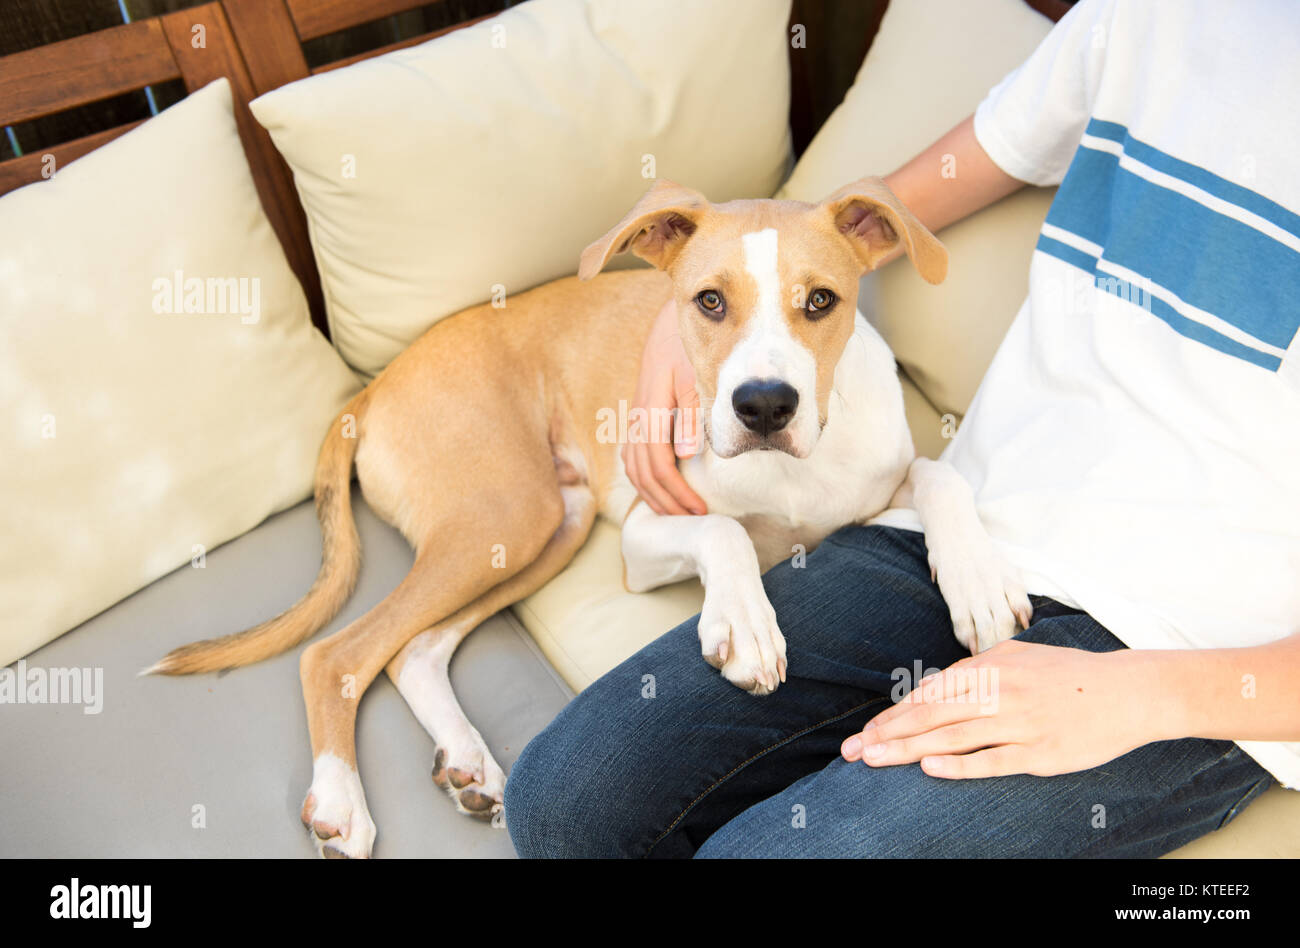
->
[876, 0, 1300, 787]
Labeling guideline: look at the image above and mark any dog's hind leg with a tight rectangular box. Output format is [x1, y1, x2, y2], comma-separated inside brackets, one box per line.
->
[298, 454, 569, 858]
[386, 478, 596, 824]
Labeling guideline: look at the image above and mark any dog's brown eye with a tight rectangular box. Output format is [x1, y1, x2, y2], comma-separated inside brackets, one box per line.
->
[696, 290, 725, 318]
[807, 288, 836, 317]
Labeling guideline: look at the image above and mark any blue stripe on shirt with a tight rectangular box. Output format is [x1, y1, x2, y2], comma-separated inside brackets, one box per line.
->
[1085, 119, 1300, 241]
[1044, 141, 1300, 358]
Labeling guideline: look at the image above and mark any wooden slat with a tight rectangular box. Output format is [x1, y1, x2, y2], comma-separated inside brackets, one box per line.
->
[0, 121, 144, 197]
[0, 19, 180, 127]
[287, 0, 444, 42]
[221, 0, 310, 95]
[310, 13, 495, 74]
[160, 2, 327, 335]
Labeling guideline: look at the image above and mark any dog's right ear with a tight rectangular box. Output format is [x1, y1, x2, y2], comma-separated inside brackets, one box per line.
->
[579, 180, 708, 280]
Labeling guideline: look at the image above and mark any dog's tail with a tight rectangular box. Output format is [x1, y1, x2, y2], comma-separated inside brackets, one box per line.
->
[143, 391, 369, 676]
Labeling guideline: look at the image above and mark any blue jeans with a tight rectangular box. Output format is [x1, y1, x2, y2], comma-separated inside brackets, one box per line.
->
[505, 525, 1272, 857]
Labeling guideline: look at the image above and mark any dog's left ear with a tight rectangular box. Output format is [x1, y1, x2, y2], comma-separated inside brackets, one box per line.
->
[579, 180, 708, 279]
[822, 177, 947, 284]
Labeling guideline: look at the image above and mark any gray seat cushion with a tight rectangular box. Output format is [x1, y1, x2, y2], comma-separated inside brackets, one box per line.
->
[1, 492, 571, 857]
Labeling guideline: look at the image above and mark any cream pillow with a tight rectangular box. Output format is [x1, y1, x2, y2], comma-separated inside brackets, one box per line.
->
[251, 0, 794, 378]
[0, 78, 361, 666]
[778, 0, 1057, 420]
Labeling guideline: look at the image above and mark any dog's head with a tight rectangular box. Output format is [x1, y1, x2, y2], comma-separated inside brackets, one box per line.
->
[580, 178, 946, 459]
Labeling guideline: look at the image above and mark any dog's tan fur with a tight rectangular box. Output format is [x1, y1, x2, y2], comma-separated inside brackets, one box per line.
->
[149, 177, 949, 855]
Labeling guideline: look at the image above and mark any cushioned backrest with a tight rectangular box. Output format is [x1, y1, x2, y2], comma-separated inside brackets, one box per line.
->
[252, 0, 795, 379]
[0, 79, 360, 665]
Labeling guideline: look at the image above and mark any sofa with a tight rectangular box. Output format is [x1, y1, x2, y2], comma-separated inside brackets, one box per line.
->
[1, 0, 1296, 859]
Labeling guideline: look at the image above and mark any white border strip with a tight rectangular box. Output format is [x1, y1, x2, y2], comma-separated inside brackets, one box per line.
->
[1041, 222, 1103, 258]
[1095, 258, 1286, 358]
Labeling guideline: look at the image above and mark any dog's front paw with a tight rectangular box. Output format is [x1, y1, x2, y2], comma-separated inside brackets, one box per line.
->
[699, 576, 787, 695]
[928, 532, 1032, 654]
[301, 754, 377, 859]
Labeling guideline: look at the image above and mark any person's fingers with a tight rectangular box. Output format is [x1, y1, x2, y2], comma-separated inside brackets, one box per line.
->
[672, 404, 699, 459]
[847, 661, 997, 761]
[632, 360, 704, 514]
[673, 369, 702, 461]
[646, 440, 704, 515]
[636, 443, 692, 516]
[866, 664, 980, 739]
[626, 442, 677, 516]
[624, 444, 661, 516]
[920, 744, 1030, 780]
[842, 696, 979, 762]
[619, 440, 633, 484]
[857, 718, 1006, 768]
[844, 696, 985, 759]
[626, 360, 673, 515]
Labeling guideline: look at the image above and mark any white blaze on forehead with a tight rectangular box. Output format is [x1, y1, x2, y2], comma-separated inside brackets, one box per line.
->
[737, 229, 787, 375]
[728, 227, 815, 381]
[743, 228, 781, 326]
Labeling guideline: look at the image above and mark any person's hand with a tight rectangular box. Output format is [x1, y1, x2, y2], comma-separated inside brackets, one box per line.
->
[624, 299, 707, 516]
[840, 639, 1171, 779]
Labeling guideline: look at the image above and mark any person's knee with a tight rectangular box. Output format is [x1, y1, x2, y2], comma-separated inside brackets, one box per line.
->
[504, 723, 593, 858]
[506, 679, 674, 858]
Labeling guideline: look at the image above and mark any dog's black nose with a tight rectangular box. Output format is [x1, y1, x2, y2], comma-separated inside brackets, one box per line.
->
[732, 379, 799, 435]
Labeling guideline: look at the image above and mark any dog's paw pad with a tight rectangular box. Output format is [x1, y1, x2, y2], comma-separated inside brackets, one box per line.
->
[302, 758, 377, 859]
[431, 739, 506, 825]
[447, 767, 479, 789]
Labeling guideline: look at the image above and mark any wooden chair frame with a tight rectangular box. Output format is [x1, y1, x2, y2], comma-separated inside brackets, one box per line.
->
[0, 0, 502, 334]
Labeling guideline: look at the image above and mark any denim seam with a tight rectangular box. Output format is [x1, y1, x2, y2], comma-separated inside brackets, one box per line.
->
[1215, 775, 1274, 831]
[643, 694, 891, 857]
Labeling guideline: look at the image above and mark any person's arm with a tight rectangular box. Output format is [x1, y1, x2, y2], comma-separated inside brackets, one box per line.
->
[1165, 634, 1300, 742]
[841, 632, 1300, 779]
[883, 114, 1027, 242]
[625, 114, 1024, 515]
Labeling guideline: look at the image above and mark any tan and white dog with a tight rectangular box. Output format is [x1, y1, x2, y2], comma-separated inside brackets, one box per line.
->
[148, 177, 1031, 858]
